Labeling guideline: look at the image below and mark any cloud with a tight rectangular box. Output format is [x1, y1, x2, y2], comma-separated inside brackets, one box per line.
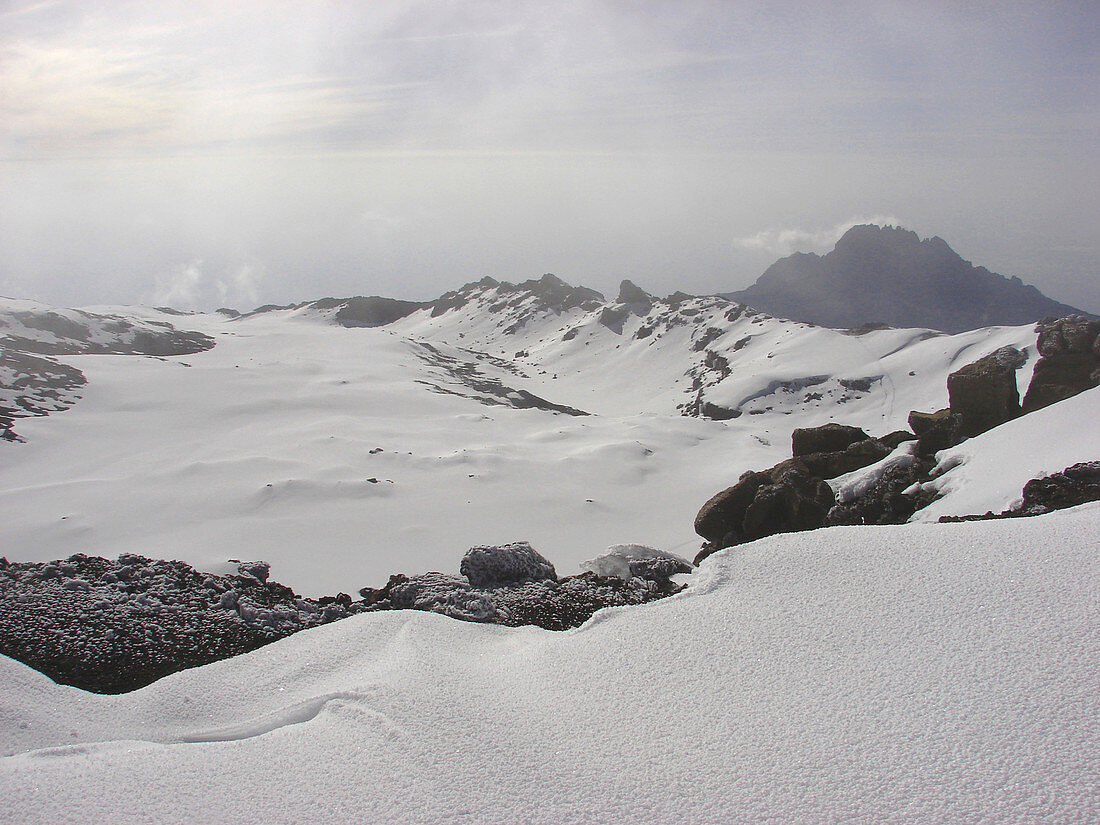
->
[147, 261, 204, 308]
[145, 260, 264, 311]
[732, 215, 903, 256]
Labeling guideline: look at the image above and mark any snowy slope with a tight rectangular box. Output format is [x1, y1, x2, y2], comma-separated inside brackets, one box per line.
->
[1, 505, 1097, 824]
[390, 277, 1040, 435]
[0, 282, 1047, 595]
[914, 385, 1100, 520]
[1, 309, 758, 594]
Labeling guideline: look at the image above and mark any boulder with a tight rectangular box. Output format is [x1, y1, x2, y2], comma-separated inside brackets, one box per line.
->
[908, 409, 962, 457]
[879, 430, 918, 450]
[792, 423, 870, 456]
[798, 438, 893, 479]
[1023, 317, 1100, 412]
[581, 545, 693, 581]
[460, 542, 557, 588]
[694, 461, 834, 562]
[946, 346, 1024, 438]
[694, 470, 772, 545]
[1016, 461, 1100, 515]
[741, 476, 834, 542]
[386, 572, 500, 622]
[826, 457, 937, 526]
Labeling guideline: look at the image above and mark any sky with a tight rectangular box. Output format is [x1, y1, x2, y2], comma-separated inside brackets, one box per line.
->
[1, 0, 1097, 312]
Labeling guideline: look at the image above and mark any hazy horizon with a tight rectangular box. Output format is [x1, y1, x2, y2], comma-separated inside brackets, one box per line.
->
[2, 1, 1097, 313]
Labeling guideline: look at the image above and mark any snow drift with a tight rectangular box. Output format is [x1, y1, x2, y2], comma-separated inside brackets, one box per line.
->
[1, 504, 1097, 824]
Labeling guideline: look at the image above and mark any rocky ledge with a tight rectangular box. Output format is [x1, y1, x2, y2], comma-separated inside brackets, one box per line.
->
[0, 543, 690, 694]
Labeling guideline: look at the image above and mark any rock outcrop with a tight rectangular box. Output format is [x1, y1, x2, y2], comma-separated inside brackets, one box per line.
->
[0, 554, 353, 695]
[364, 543, 687, 631]
[694, 424, 904, 562]
[791, 423, 870, 456]
[908, 345, 1027, 457]
[1021, 316, 1100, 412]
[694, 322, 1092, 556]
[946, 345, 1025, 438]
[939, 461, 1100, 522]
[0, 543, 691, 693]
[459, 542, 557, 588]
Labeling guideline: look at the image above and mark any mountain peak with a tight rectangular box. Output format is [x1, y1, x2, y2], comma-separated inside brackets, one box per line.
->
[617, 279, 653, 305]
[730, 225, 1087, 333]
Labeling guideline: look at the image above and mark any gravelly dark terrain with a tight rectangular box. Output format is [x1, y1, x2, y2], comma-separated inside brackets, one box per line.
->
[0, 544, 688, 694]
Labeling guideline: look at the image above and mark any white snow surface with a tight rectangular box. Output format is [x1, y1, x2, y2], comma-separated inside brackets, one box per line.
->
[2, 294, 1098, 822]
[914, 385, 1100, 521]
[2, 505, 1098, 824]
[0, 296, 1042, 594]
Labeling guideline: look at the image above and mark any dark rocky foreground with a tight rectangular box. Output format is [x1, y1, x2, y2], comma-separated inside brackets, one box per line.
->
[0, 543, 689, 694]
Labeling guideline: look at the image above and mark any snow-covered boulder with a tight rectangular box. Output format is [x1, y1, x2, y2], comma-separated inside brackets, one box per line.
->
[460, 542, 557, 588]
[581, 544, 692, 581]
[386, 573, 500, 622]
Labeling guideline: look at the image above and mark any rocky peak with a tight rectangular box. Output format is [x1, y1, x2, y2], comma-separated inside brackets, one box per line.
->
[728, 224, 1088, 333]
[513, 274, 605, 312]
[617, 279, 654, 305]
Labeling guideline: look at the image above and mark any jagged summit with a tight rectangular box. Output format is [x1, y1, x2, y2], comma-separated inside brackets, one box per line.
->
[728, 224, 1087, 333]
[617, 279, 654, 305]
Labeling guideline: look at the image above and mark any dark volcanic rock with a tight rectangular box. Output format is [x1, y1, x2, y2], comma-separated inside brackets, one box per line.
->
[4, 542, 687, 693]
[798, 438, 893, 479]
[792, 423, 870, 456]
[908, 408, 961, 457]
[0, 554, 363, 694]
[0, 349, 87, 429]
[460, 542, 557, 588]
[617, 279, 654, 307]
[1022, 317, 1100, 412]
[1016, 461, 1100, 515]
[598, 305, 630, 332]
[826, 455, 937, 526]
[694, 460, 834, 563]
[726, 224, 1089, 333]
[946, 345, 1024, 438]
[741, 473, 834, 542]
[330, 296, 427, 327]
[4, 311, 214, 357]
[365, 543, 686, 631]
[492, 573, 679, 631]
[694, 470, 773, 546]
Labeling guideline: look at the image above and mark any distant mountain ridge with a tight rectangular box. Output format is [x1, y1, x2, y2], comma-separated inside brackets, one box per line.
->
[726, 224, 1088, 333]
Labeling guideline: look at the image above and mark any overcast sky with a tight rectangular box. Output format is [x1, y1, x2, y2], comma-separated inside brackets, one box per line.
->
[1, 0, 1097, 312]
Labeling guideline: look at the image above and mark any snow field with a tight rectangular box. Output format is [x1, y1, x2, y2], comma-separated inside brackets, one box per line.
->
[1, 504, 1097, 824]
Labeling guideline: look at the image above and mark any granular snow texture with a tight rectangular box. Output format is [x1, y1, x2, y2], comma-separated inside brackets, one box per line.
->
[1, 504, 1097, 824]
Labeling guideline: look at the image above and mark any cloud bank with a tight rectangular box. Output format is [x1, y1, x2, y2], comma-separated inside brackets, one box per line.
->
[732, 216, 904, 257]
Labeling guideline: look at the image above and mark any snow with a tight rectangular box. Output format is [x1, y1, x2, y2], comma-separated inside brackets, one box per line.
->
[914, 386, 1100, 520]
[0, 298, 1043, 595]
[1, 293, 1098, 822]
[1, 504, 1097, 824]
